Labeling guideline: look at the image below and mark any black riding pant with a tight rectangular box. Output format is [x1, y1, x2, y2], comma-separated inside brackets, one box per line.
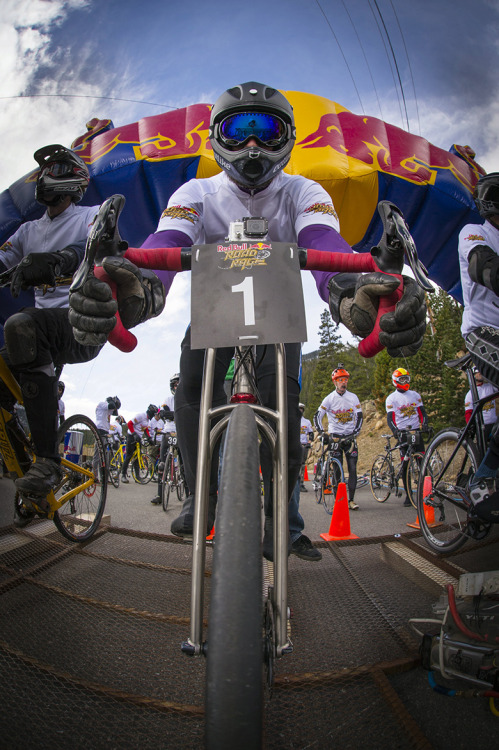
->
[331, 441, 358, 501]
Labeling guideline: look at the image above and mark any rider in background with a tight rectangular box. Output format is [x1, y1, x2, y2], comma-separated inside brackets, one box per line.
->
[68, 81, 427, 554]
[121, 405, 157, 483]
[298, 403, 314, 492]
[0, 145, 102, 504]
[385, 367, 428, 507]
[57, 381, 66, 426]
[314, 366, 363, 510]
[458, 173, 499, 521]
[464, 368, 497, 440]
[151, 373, 181, 505]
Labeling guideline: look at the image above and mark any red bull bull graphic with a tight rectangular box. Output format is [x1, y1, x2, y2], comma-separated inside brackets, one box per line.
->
[0, 89, 485, 339]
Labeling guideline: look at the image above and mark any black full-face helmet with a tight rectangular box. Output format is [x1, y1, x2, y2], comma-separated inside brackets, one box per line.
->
[209, 82, 296, 190]
[34, 144, 90, 206]
[107, 396, 121, 415]
[170, 373, 180, 394]
[473, 172, 499, 220]
[146, 404, 158, 420]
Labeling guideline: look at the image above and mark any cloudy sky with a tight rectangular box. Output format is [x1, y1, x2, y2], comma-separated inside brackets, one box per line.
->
[1, 0, 498, 420]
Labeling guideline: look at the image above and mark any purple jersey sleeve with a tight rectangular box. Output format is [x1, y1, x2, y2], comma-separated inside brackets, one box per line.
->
[298, 224, 353, 302]
[141, 229, 192, 295]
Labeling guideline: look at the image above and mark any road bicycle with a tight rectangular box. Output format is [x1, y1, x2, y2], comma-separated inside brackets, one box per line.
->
[370, 428, 427, 508]
[0, 354, 107, 541]
[160, 433, 185, 511]
[124, 436, 154, 484]
[312, 434, 345, 514]
[102, 437, 122, 487]
[76, 193, 431, 747]
[416, 353, 499, 553]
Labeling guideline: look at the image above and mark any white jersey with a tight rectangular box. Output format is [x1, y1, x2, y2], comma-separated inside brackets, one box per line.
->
[149, 417, 165, 442]
[157, 171, 339, 245]
[458, 220, 499, 336]
[95, 400, 114, 432]
[0, 203, 100, 309]
[464, 381, 498, 424]
[316, 389, 362, 436]
[108, 422, 122, 444]
[57, 398, 65, 423]
[160, 394, 176, 433]
[129, 412, 150, 437]
[300, 416, 313, 445]
[385, 389, 423, 430]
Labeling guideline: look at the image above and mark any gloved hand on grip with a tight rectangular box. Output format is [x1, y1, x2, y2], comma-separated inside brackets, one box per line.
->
[69, 256, 165, 346]
[10, 248, 80, 297]
[328, 272, 426, 357]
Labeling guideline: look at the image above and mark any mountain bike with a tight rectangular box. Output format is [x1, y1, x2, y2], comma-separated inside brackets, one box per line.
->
[77, 194, 432, 748]
[416, 353, 499, 553]
[102, 437, 122, 487]
[370, 428, 428, 508]
[0, 354, 107, 541]
[160, 434, 185, 511]
[125, 436, 153, 484]
[312, 434, 345, 514]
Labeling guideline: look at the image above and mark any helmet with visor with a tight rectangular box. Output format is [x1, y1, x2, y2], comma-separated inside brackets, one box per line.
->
[473, 172, 499, 220]
[392, 367, 410, 391]
[34, 144, 89, 206]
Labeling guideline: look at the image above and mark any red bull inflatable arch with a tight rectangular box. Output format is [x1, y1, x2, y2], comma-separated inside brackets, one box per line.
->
[0, 89, 486, 332]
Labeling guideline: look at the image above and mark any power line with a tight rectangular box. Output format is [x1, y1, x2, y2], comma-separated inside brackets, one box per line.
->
[0, 93, 178, 109]
[371, 0, 410, 131]
[367, 0, 405, 128]
[315, 0, 366, 114]
[389, 0, 421, 135]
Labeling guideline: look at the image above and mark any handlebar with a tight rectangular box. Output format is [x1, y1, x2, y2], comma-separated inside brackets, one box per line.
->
[74, 196, 431, 357]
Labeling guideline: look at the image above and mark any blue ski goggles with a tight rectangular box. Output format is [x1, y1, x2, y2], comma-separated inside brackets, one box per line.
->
[219, 112, 288, 150]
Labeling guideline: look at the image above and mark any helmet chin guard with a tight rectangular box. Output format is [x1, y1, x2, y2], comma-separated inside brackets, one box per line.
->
[34, 144, 89, 206]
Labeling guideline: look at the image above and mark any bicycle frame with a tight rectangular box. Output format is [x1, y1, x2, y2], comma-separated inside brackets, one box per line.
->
[184, 342, 291, 658]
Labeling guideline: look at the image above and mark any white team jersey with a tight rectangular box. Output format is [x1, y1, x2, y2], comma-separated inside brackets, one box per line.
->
[156, 171, 339, 244]
[385, 389, 423, 430]
[95, 401, 114, 432]
[464, 381, 498, 424]
[458, 220, 499, 336]
[160, 394, 176, 433]
[300, 416, 313, 444]
[149, 417, 165, 442]
[0, 203, 100, 309]
[130, 412, 150, 436]
[57, 398, 65, 423]
[317, 390, 362, 436]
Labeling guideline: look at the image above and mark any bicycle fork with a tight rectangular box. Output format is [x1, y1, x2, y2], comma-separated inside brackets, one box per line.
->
[183, 344, 291, 658]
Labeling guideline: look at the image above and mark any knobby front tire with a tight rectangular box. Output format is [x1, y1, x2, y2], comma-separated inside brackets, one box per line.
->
[322, 456, 344, 515]
[205, 404, 263, 750]
[405, 452, 424, 509]
[314, 457, 323, 505]
[417, 428, 480, 553]
[55, 414, 107, 542]
[132, 452, 153, 484]
[370, 454, 392, 502]
[161, 450, 174, 512]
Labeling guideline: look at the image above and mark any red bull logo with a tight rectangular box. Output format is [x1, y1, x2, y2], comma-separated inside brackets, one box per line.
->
[297, 111, 481, 191]
[216, 242, 270, 271]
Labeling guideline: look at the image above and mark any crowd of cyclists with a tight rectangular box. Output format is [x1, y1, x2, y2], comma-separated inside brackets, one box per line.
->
[1, 78, 499, 548]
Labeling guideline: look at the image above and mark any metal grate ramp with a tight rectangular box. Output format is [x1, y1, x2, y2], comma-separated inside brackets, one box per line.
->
[0, 522, 498, 749]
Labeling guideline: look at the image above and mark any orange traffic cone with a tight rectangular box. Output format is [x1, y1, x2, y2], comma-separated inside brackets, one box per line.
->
[206, 524, 215, 540]
[407, 476, 441, 529]
[320, 482, 359, 541]
[304, 465, 309, 481]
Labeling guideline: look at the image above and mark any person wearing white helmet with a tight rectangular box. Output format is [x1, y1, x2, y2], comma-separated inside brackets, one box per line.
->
[68, 81, 427, 557]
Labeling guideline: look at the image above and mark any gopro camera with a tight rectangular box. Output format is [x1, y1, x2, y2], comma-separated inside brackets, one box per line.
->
[227, 217, 268, 241]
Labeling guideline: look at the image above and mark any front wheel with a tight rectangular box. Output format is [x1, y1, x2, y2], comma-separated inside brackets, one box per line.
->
[417, 428, 480, 553]
[322, 456, 344, 515]
[161, 450, 174, 512]
[54, 414, 107, 542]
[405, 452, 423, 509]
[313, 458, 323, 505]
[206, 404, 263, 749]
[370, 455, 392, 502]
[132, 452, 153, 484]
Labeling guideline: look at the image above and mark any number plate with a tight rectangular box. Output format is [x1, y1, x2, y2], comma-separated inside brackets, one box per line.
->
[191, 241, 307, 349]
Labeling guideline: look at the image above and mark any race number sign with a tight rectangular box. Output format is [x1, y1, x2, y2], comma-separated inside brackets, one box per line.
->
[191, 241, 307, 350]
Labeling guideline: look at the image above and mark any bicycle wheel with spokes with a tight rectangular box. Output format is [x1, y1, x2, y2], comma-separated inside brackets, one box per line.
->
[161, 450, 174, 512]
[132, 452, 153, 484]
[417, 428, 480, 553]
[54, 414, 107, 542]
[405, 452, 424, 509]
[370, 455, 392, 502]
[322, 456, 344, 515]
[108, 448, 120, 488]
[313, 458, 323, 504]
[206, 404, 263, 749]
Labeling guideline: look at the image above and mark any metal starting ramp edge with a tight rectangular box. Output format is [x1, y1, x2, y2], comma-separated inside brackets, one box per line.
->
[0, 522, 498, 749]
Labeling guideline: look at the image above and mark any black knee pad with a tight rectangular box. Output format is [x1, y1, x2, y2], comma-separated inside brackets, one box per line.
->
[4, 312, 37, 367]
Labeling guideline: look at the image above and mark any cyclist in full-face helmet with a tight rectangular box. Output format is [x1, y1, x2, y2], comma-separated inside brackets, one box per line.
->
[456, 172, 499, 522]
[0, 145, 105, 513]
[69, 81, 427, 557]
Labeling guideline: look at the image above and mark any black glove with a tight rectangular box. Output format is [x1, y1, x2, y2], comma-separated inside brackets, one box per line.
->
[159, 408, 175, 421]
[328, 273, 426, 357]
[69, 256, 165, 346]
[10, 248, 79, 297]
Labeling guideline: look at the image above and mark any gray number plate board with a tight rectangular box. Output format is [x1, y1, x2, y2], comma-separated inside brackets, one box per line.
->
[190, 241, 307, 350]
